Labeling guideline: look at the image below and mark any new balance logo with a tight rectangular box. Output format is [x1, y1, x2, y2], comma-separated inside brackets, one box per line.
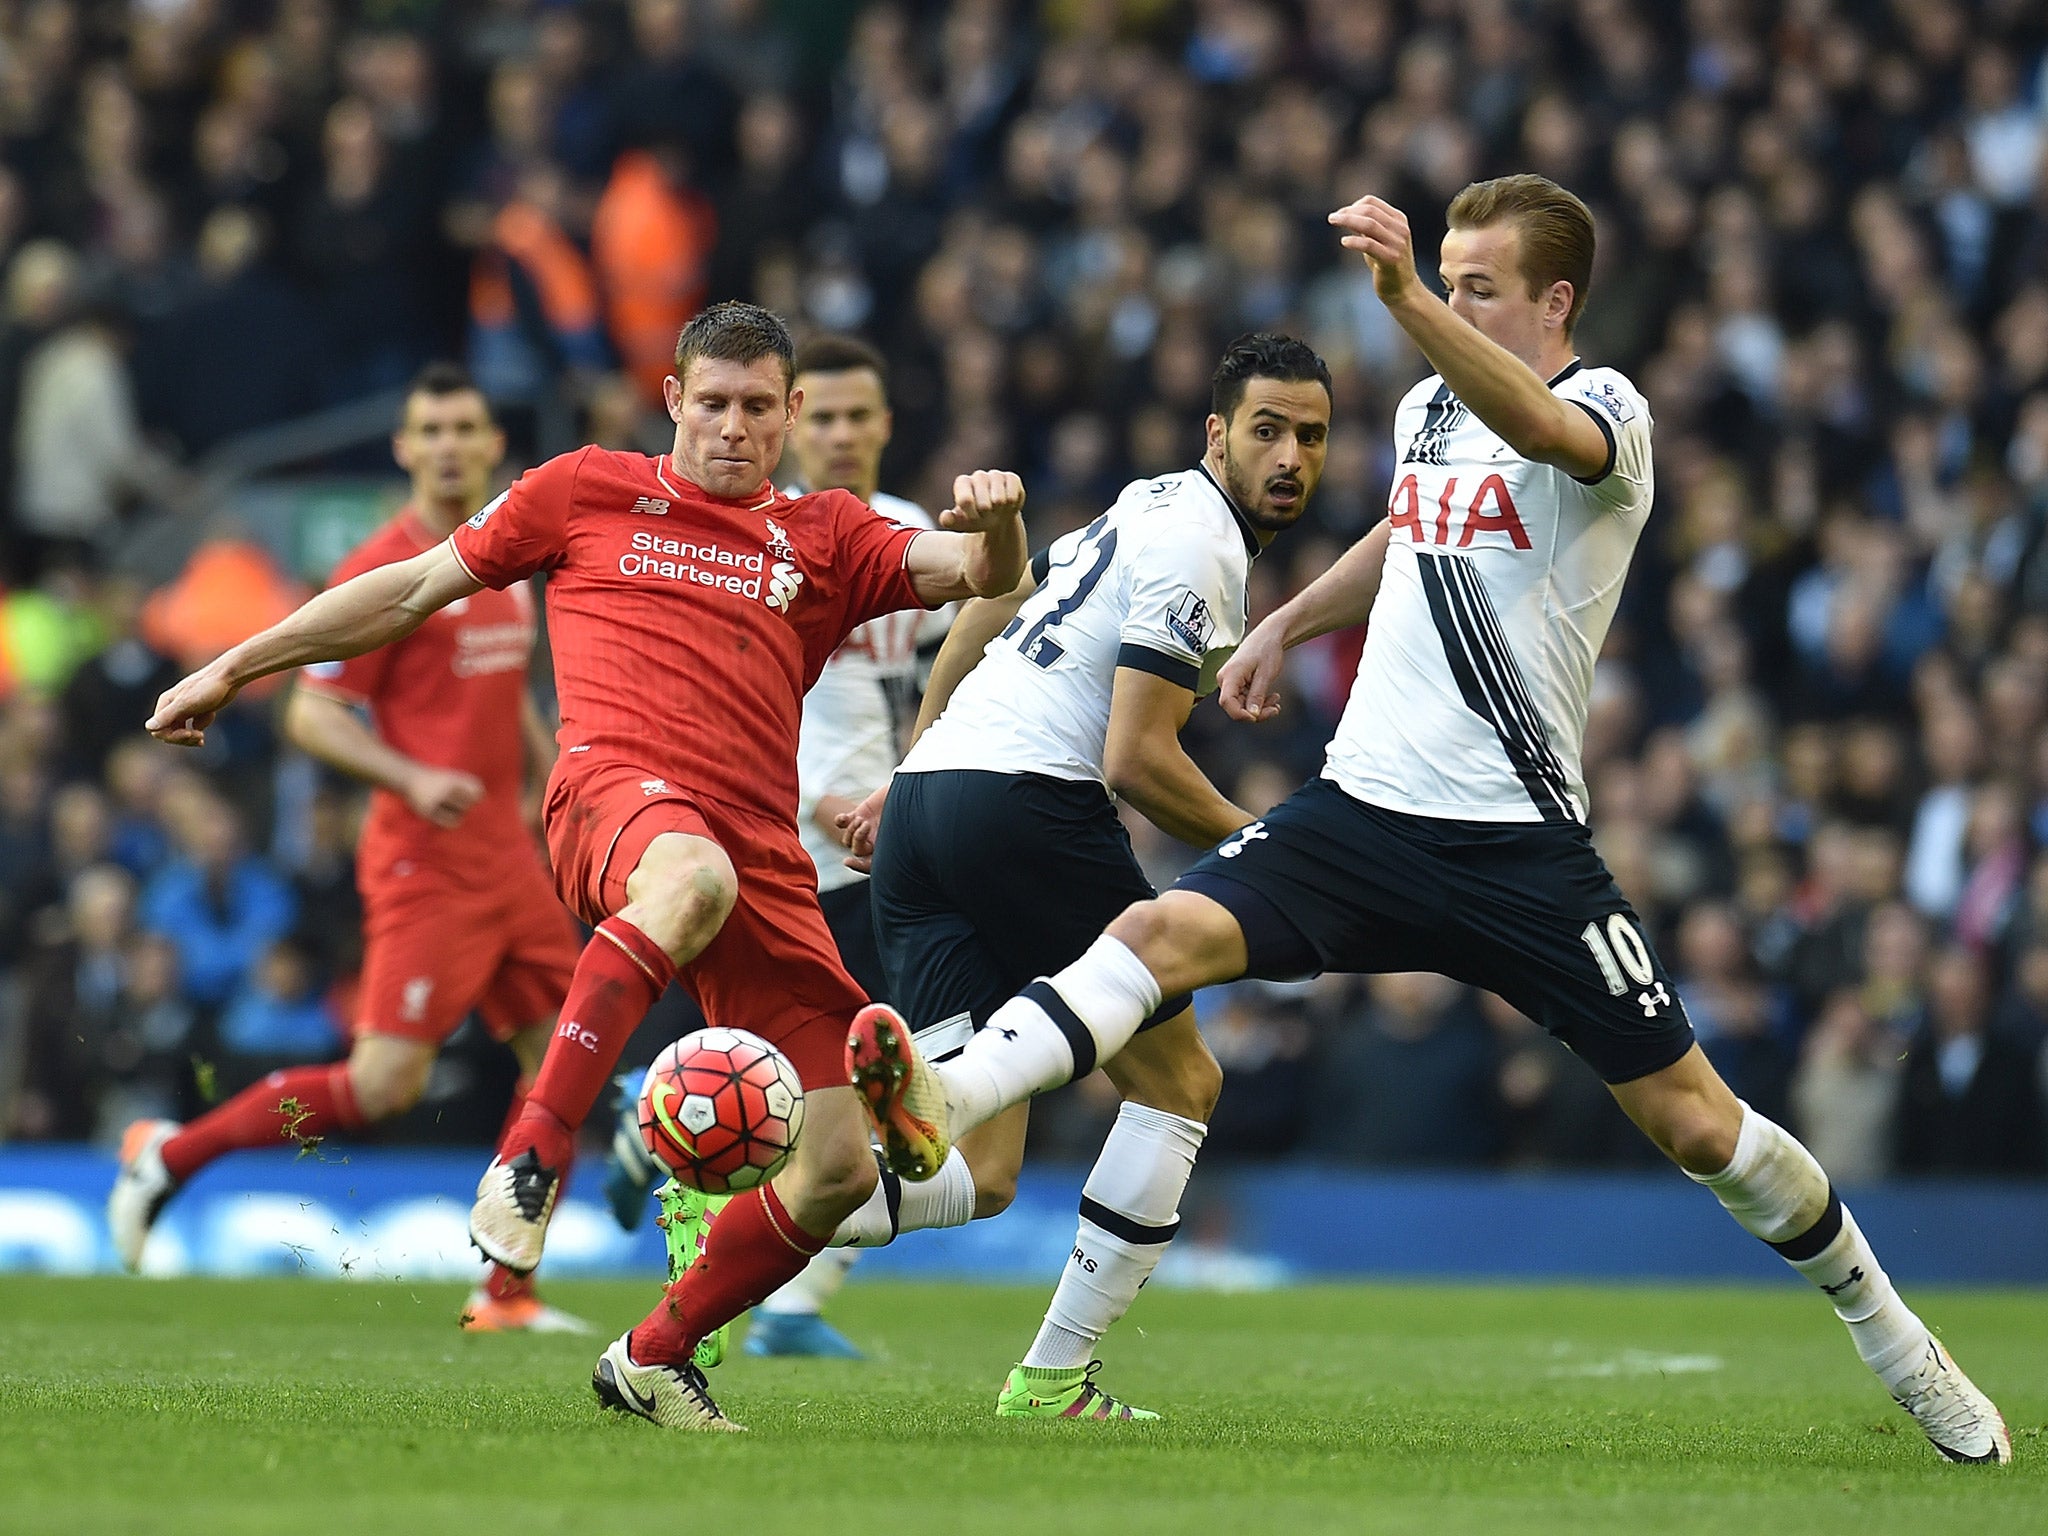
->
[1820, 1266, 1864, 1298]
[630, 496, 671, 516]
[1217, 821, 1269, 859]
[641, 778, 668, 795]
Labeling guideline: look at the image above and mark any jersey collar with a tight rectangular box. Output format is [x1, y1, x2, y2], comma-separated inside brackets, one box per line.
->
[1547, 359, 1585, 387]
[1194, 462, 1264, 560]
[657, 454, 784, 512]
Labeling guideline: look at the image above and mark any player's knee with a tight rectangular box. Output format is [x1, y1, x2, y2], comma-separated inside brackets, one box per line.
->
[1656, 1104, 1740, 1176]
[799, 1138, 880, 1213]
[628, 839, 739, 958]
[1105, 897, 1178, 973]
[970, 1165, 1017, 1220]
[349, 1050, 430, 1120]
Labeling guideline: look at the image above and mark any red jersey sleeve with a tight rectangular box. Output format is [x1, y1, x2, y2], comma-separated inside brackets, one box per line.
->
[830, 490, 926, 629]
[449, 447, 586, 589]
[297, 536, 395, 704]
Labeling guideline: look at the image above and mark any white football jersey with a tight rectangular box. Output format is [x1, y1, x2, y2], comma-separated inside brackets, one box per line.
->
[1325, 362, 1654, 823]
[797, 489, 949, 891]
[901, 465, 1258, 784]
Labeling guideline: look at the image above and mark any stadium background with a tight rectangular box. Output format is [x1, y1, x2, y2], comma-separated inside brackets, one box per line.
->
[0, 0, 2046, 1278]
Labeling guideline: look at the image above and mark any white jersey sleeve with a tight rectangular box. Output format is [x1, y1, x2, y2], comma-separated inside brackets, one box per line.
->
[797, 489, 937, 892]
[1557, 369, 1652, 512]
[1115, 518, 1247, 695]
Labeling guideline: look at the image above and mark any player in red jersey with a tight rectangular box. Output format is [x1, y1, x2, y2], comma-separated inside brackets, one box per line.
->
[109, 365, 589, 1332]
[146, 302, 1025, 1429]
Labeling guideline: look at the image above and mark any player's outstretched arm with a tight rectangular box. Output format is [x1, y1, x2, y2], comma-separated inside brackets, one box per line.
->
[1219, 521, 1391, 722]
[1327, 195, 1609, 479]
[283, 687, 484, 828]
[906, 469, 1028, 604]
[146, 542, 484, 746]
[1105, 667, 1254, 848]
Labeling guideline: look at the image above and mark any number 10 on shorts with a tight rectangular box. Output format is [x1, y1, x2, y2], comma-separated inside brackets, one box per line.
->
[1580, 912, 1654, 997]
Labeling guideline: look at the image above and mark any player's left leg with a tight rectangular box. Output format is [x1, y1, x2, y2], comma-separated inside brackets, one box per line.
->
[601, 1081, 877, 1430]
[998, 1006, 1221, 1421]
[1610, 1048, 2011, 1464]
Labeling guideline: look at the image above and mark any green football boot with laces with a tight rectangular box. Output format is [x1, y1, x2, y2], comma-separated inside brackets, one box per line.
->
[995, 1361, 1159, 1421]
[655, 1180, 732, 1369]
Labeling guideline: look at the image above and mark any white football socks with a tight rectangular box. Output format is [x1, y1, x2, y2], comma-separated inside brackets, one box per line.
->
[1022, 1102, 1206, 1370]
[758, 1248, 859, 1316]
[1690, 1103, 1931, 1393]
[828, 1147, 977, 1248]
[938, 936, 1163, 1138]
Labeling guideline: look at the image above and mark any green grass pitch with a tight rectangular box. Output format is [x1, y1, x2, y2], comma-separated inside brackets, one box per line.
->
[1, 1276, 2041, 1534]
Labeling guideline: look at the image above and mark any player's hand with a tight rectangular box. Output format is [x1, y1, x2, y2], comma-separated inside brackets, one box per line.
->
[146, 666, 240, 747]
[1218, 626, 1288, 723]
[942, 469, 1026, 533]
[835, 782, 889, 873]
[1328, 195, 1421, 306]
[404, 766, 486, 828]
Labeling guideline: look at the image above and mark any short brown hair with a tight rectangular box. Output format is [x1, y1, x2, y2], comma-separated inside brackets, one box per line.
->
[794, 334, 888, 387]
[1446, 174, 1596, 333]
[399, 361, 490, 427]
[674, 300, 796, 390]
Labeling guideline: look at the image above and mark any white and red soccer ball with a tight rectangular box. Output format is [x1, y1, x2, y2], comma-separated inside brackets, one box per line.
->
[636, 1028, 804, 1194]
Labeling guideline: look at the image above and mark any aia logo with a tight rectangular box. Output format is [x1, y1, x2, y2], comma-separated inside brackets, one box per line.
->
[1387, 473, 1531, 550]
[630, 496, 671, 516]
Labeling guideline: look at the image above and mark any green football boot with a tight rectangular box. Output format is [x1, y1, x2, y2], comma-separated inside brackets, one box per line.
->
[995, 1361, 1159, 1421]
[655, 1180, 732, 1369]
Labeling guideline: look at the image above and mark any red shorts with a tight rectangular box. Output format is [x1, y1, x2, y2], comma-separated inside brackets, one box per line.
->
[355, 853, 582, 1046]
[544, 758, 867, 1089]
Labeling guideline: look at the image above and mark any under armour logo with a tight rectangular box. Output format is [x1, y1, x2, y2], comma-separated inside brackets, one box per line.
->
[1820, 1266, 1864, 1297]
[999, 1028, 1018, 1041]
[1217, 820, 1269, 859]
[1636, 982, 1671, 1017]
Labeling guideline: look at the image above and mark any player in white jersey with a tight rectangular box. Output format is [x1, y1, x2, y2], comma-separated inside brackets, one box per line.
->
[602, 336, 946, 1359]
[825, 335, 1329, 1418]
[849, 176, 2011, 1464]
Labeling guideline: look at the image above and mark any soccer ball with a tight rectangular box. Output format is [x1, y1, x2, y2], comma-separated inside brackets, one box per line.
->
[636, 1028, 805, 1194]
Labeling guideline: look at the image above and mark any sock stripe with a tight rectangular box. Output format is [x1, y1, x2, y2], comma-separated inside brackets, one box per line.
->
[1767, 1186, 1843, 1261]
[755, 1185, 823, 1257]
[594, 922, 667, 988]
[879, 1160, 903, 1241]
[1078, 1195, 1180, 1246]
[1023, 979, 1096, 1079]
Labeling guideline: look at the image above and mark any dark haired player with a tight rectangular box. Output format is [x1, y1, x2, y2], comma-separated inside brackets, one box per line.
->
[822, 333, 1330, 1418]
[851, 178, 2011, 1463]
[111, 365, 588, 1333]
[145, 302, 1026, 1431]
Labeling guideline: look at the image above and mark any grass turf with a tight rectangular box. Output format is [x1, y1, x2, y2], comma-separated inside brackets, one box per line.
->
[0, 1276, 2039, 1534]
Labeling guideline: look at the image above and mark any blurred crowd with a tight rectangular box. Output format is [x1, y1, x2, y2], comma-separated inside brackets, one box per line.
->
[2, 0, 2047, 1182]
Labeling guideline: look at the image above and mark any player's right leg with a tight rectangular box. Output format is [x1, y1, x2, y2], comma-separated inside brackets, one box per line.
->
[999, 1007, 1220, 1419]
[473, 822, 735, 1272]
[108, 1033, 434, 1273]
[850, 888, 1250, 1177]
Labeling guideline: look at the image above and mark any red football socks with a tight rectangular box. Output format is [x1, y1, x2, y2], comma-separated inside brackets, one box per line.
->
[630, 1183, 827, 1364]
[160, 1062, 364, 1182]
[503, 917, 675, 1167]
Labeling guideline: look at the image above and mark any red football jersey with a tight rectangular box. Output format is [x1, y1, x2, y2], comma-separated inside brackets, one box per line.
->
[448, 447, 927, 821]
[301, 509, 539, 892]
